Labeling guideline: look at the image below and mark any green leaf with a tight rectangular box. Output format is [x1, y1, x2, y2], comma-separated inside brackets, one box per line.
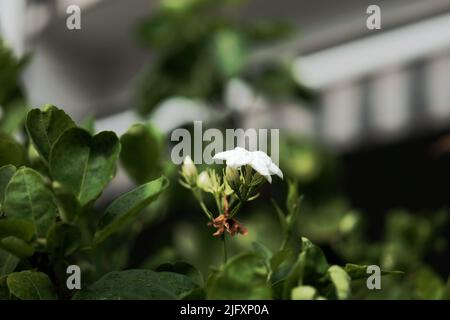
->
[252, 241, 272, 262]
[94, 176, 169, 244]
[180, 287, 206, 300]
[73, 269, 198, 300]
[0, 218, 35, 241]
[7, 271, 57, 300]
[3, 167, 57, 237]
[0, 41, 27, 107]
[328, 265, 351, 300]
[282, 237, 329, 299]
[0, 99, 28, 135]
[0, 276, 10, 299]
[286, 179, 299, 215]
[291, 285, 317, 300]
[26, 105, 76, 162]
[120, 123, 163, 184]
[80, 114, 96, 134]
[442, 278, 450, 300]
[0, 164, 16, 205]
[51, 181, 81, 223]
[344, 263, 403, 280]
[270, 248, 293, 273]
[213, 30, 247, 78]
[206, 253, 272, 299]
[0, 236, 34, 258]
[0, 133, 25, 167]
[413, 266, 444, 300]
[156, 261, 203, 287]
[271, 198, 287, 233]
[0, 248, 19, 276]
[49, 128, 120, 206]
[46, 222, 81, 257]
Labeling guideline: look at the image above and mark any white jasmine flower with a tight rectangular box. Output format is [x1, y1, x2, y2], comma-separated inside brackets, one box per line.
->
[213, 147, 283, 183]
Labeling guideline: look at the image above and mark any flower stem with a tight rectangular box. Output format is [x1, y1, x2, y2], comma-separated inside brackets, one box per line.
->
[229, 200, 243, 218]
[193, 189, 213, 220]
[221, 233, 228, 264]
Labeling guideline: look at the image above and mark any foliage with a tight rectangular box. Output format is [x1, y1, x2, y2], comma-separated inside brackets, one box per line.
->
[136, 0, 310, 115]
[0, 101, 405, 300]
[0, 105, 169, 300]
[0, 40, 28, 135]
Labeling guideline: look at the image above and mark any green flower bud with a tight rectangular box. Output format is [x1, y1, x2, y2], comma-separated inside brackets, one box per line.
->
[197, 171, 212, 192]
[198, 169, 223, 194]
[225, 167, 240, 193]
[181, 155, 197, 186]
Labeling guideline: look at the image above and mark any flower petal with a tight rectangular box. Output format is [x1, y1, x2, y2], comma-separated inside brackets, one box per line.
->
[213, 149, 235, 160]
[268, 162, 283, 179]
[214, 147, 252, 168]
[250, 157, 272, 183]
[252, 151, 272, 165]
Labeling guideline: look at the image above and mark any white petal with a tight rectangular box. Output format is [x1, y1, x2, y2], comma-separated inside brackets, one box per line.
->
[213, 147, 252, 168]
[227, 154, 251, 167]
[250, 157, 271, 177]
[252, 151, 272, 165]
[213, 149, 235, 160]
[268, 162, 283, 179]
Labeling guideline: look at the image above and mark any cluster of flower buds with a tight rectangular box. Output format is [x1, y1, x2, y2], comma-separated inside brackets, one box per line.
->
[180, 148, 283, 238]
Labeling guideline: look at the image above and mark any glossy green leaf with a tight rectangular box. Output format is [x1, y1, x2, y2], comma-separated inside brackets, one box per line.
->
[0, 164, 16, 205]
[206, 253, 272, 299]
[0, 218, 35, 241]
[7, 271, 57, 300]
[0, 248, 19, 276]
[0, 133, 25, 167]
[3, 167, 57, 237]
[270, 248, 293, 273]
[94, 176, 169, 244]
[0, 236, 34, 258]
[0, 276, 10, 299]
[0, 99, 28, 135]
[252, 241, 272, 262]
[156, 261, 203, 287]
[283, 237, 329, 299]
[46, 222, 81, 257]
[80, 114, 96, 134]
[26, 105, 76, 162]
[73, 269, 197, 300]
[120, 123, 163, 184]
[51, 181, 81, 223]
[49, 128, 120, 206]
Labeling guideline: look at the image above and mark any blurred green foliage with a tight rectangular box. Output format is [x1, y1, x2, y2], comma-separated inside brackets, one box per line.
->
[0, 40, 28, 135]
[136, 0, 311, 115]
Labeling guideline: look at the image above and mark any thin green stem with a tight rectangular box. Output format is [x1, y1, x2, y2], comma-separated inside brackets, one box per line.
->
[193, 189, 213, 220]
[213, 193, 222, 213]
[229, 200, 243, 218]
[221, 233, 228, 264]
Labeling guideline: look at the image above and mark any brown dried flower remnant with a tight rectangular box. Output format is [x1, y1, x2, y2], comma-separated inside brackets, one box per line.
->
[208, 214, 248, 237]
[208, 195, 248, 237]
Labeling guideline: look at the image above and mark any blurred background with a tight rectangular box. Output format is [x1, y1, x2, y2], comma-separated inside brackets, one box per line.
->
[1, 0, 450, 299]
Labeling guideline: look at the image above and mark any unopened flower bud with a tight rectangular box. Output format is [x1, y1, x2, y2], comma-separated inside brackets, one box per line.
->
[225, 167, 240, 192]
[181, 155, 197, 185]
[197, 171, 212, 192]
